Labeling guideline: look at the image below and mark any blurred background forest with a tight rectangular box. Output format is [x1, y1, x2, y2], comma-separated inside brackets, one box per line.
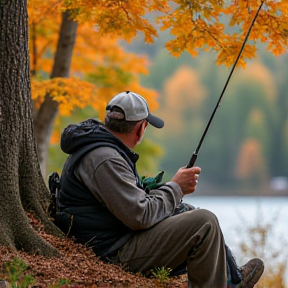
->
[26, 1, 285, 197]
[48, 31, 288, 197]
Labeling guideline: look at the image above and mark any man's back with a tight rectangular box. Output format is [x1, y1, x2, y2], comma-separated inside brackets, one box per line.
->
[57, 120, 136, 256]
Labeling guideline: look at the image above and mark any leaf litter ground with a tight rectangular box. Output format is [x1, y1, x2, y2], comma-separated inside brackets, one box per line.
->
[0, 213, 187, 288]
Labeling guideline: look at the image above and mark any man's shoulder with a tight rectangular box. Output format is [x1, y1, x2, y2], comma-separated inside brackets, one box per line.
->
[90, 146, 121, 155]
[85, 146, 124, 163]
[76, 146, 128, 177]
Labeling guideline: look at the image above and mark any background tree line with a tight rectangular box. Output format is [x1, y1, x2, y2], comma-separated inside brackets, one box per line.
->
[48, 40, 288, 195]
[25, 0, 287, 195]
[141, 44, 288, 194]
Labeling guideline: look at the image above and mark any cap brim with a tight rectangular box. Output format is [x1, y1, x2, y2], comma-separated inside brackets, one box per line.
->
[146, 113, 164, 129]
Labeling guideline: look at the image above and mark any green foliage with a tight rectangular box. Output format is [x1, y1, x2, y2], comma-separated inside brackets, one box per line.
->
[134, 138, 164, 176]
[48, 278, 70, 288]
[86, 67, 134, 87]
[0, 259, 78, 288]
[151, 266, 172, 283]
[47, 106, 99, 178]
[1, 258, 34, 288]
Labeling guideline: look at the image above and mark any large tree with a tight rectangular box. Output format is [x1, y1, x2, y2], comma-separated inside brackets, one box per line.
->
[33, 9, 78, 177]
[0, 0, 60, 255]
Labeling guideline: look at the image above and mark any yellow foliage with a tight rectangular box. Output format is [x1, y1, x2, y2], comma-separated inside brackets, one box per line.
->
[50, 129, 61, 145]
[238, 61, 277, 101]
[29, 0, 288, 73]
[73, 25, 150, 76]
[28, 0, 62, 75]
[32, 76, 158, 118]
[235, 138, 266, 180]
[159, 0, 288, 66]
[28, 0, 288, 147]
[32, 78, 95, 115]
[28, 0, 63, 25]
[28, 0, 159, 127]
[160, 65, 207, 135]
[62, 0, 170, 43]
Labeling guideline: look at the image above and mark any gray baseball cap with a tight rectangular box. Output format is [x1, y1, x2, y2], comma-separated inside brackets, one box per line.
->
[106, 91, 164, 128]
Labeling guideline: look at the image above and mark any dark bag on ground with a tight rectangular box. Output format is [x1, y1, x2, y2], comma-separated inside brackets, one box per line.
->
[48, 172, 73, 235]
[48, 172, 60, 219]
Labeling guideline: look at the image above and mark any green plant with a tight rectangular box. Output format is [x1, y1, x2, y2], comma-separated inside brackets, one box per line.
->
[48, 278, 70, 288]
[151, 266, 172, 283]
[1, 258, 34, 288]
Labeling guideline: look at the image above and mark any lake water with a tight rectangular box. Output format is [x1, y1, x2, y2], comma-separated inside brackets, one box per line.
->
[185, 196, 288, 283]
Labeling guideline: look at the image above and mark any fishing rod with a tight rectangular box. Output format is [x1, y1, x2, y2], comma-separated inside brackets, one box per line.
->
[187, 0, 264, 168]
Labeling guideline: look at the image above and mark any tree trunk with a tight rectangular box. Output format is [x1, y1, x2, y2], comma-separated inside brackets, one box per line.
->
[0, 0, 61, 256]
[34, 10, 78, 178]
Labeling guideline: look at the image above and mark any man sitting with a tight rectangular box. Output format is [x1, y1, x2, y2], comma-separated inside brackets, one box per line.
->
[55, 91, 264, 288]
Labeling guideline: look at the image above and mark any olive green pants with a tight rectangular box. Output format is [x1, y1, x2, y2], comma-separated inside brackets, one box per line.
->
[118, 209, 228, 288]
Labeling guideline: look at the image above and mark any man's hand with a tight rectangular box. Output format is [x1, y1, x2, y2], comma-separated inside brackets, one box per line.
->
[171, 166, 201, 196]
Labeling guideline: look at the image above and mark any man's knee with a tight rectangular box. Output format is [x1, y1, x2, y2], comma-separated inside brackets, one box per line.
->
[179, 208, 220, 231]
[194, 208, 219, 224]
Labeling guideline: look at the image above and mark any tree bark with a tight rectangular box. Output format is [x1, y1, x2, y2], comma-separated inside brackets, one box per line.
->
[0, 0, 61, 256]
[34, 10, 78, 177]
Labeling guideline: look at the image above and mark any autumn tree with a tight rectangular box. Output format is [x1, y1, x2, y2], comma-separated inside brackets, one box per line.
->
[159, 0, 288, 65]
[29, 1, 160, 177]
[1, 0, 288, 256]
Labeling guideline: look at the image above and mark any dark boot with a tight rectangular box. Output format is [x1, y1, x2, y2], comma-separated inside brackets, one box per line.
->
[238, 258, 264, 288]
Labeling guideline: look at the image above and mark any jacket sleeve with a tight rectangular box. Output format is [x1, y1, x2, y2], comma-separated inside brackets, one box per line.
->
[75, 147, 183, 230]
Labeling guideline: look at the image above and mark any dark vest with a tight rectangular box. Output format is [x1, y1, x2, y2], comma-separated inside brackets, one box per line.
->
[58, 141, 141, 256]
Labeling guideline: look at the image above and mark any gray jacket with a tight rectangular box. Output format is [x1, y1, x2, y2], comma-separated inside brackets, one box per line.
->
[75, 146, 183, 231]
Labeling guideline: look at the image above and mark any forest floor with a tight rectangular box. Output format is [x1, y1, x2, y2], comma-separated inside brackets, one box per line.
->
[0, 213, 188, 288]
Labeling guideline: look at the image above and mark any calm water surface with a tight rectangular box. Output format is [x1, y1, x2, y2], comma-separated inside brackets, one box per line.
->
[185, 196, 288, 244]
[185, 196, 288, 283]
